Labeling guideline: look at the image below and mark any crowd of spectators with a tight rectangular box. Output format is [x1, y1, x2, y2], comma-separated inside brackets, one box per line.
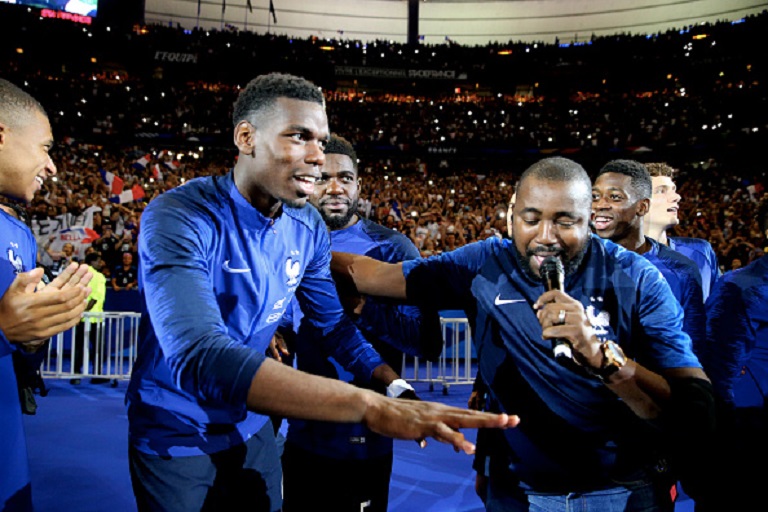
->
[26, 139, 767, 282]
[0, 2, 765, 279]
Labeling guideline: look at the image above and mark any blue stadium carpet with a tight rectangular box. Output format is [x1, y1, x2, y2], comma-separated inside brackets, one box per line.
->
[23, 378, 695, 512]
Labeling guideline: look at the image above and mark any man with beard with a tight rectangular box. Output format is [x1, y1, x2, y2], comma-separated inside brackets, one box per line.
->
[280, 134, 443, 512]
[332, 156, 713, 511]
[125, 73, 517, 512]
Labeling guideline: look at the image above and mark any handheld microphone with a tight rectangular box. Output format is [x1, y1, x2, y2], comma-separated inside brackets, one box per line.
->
[539, 255, 573, 360]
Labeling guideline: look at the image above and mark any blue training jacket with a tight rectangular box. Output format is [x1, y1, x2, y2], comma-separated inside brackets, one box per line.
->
[706, 256, 768, 407]
[644, 237, 707, 362]
[0, 210, 37, 511]
[286, 217, 440, 460]
[669, 236, 721, 301]
[126, 172, 384, 457]
[402, 235, 701, 491]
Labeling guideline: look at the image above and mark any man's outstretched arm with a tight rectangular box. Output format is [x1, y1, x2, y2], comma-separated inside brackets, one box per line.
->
[246, 358, 519, 454]
[331, 251, 407, 299]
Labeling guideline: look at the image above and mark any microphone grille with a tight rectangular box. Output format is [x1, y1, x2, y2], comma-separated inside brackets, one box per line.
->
[540, 255, 564, 279]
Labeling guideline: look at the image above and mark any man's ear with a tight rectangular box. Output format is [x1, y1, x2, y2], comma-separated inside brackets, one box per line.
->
[0, 122, 7, 150]
[233, 120, 255, 155]
[636, 198, 651, 217]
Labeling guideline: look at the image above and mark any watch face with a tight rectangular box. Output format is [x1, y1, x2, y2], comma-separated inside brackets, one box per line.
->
[603, 341, 627, 368]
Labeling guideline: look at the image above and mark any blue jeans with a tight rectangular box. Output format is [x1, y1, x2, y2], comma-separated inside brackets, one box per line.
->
[485, 474, 673, 512]
[129, 421, 282, 512]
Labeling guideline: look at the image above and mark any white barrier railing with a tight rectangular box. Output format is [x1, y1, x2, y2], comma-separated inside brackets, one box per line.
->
[402, 316, 475, 394]
[41, 312, 141, 383]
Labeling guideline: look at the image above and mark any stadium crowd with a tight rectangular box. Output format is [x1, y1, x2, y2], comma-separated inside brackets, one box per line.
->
[0, 2, 765, 279]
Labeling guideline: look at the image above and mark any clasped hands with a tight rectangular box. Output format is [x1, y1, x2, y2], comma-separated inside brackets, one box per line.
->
[0, 262, 93, 348]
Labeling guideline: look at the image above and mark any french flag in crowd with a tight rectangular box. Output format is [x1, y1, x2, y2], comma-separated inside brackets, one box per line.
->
[163, 159, 180, 171]
[110, 184, 147, 204]
[132, 153, 152, 170]
[99, 169, 124, 195]
[151, 163, 164, 181]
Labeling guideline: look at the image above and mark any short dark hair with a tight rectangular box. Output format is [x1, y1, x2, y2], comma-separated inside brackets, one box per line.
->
[645, 162, 677, 178]
[596, 159, 652, 200]
[324, 134, 358, 171]
[0, 78, 47, 130]
[85, 252, 101, 265]
[519, 157, 592, 208]
[232, 73, 325, 128]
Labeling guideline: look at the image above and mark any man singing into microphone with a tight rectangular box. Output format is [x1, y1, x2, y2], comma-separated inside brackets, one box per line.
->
[332, 156, 714, 511]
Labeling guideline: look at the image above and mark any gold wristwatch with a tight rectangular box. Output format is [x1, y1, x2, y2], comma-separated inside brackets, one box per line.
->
[590, 340, 627, 381]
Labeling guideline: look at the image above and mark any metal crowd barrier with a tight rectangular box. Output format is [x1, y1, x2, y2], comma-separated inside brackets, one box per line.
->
[403, 315, 475, 394]
[41, 312, 141, 384]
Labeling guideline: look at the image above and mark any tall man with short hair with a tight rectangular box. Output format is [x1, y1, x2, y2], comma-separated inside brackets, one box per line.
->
[281, 134, 443, 512]
[0, 77, 93, 512]
[125, 73, 516, 512]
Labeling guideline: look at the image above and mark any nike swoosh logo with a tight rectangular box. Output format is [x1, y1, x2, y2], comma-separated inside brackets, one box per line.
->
[223, 260, 250, 274]
[494, 294, 526, 306]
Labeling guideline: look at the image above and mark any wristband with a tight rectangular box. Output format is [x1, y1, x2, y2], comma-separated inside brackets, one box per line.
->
[386, 378, 415, 398]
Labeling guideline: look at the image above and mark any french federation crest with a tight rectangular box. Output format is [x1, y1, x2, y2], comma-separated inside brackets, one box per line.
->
[7, 247, 23, 274]
[285, 257, 300, 286]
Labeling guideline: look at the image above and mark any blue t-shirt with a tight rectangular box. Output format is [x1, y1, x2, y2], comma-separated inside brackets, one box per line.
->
[126, 172, 384, 457]
[644, 238, 706, 362]
[669, 237, 721, 301]
[0, 210, 37, 511]
[286, 218, 441, 460]
[706, 256, 768, 407]
[403, 235, 700, 491]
